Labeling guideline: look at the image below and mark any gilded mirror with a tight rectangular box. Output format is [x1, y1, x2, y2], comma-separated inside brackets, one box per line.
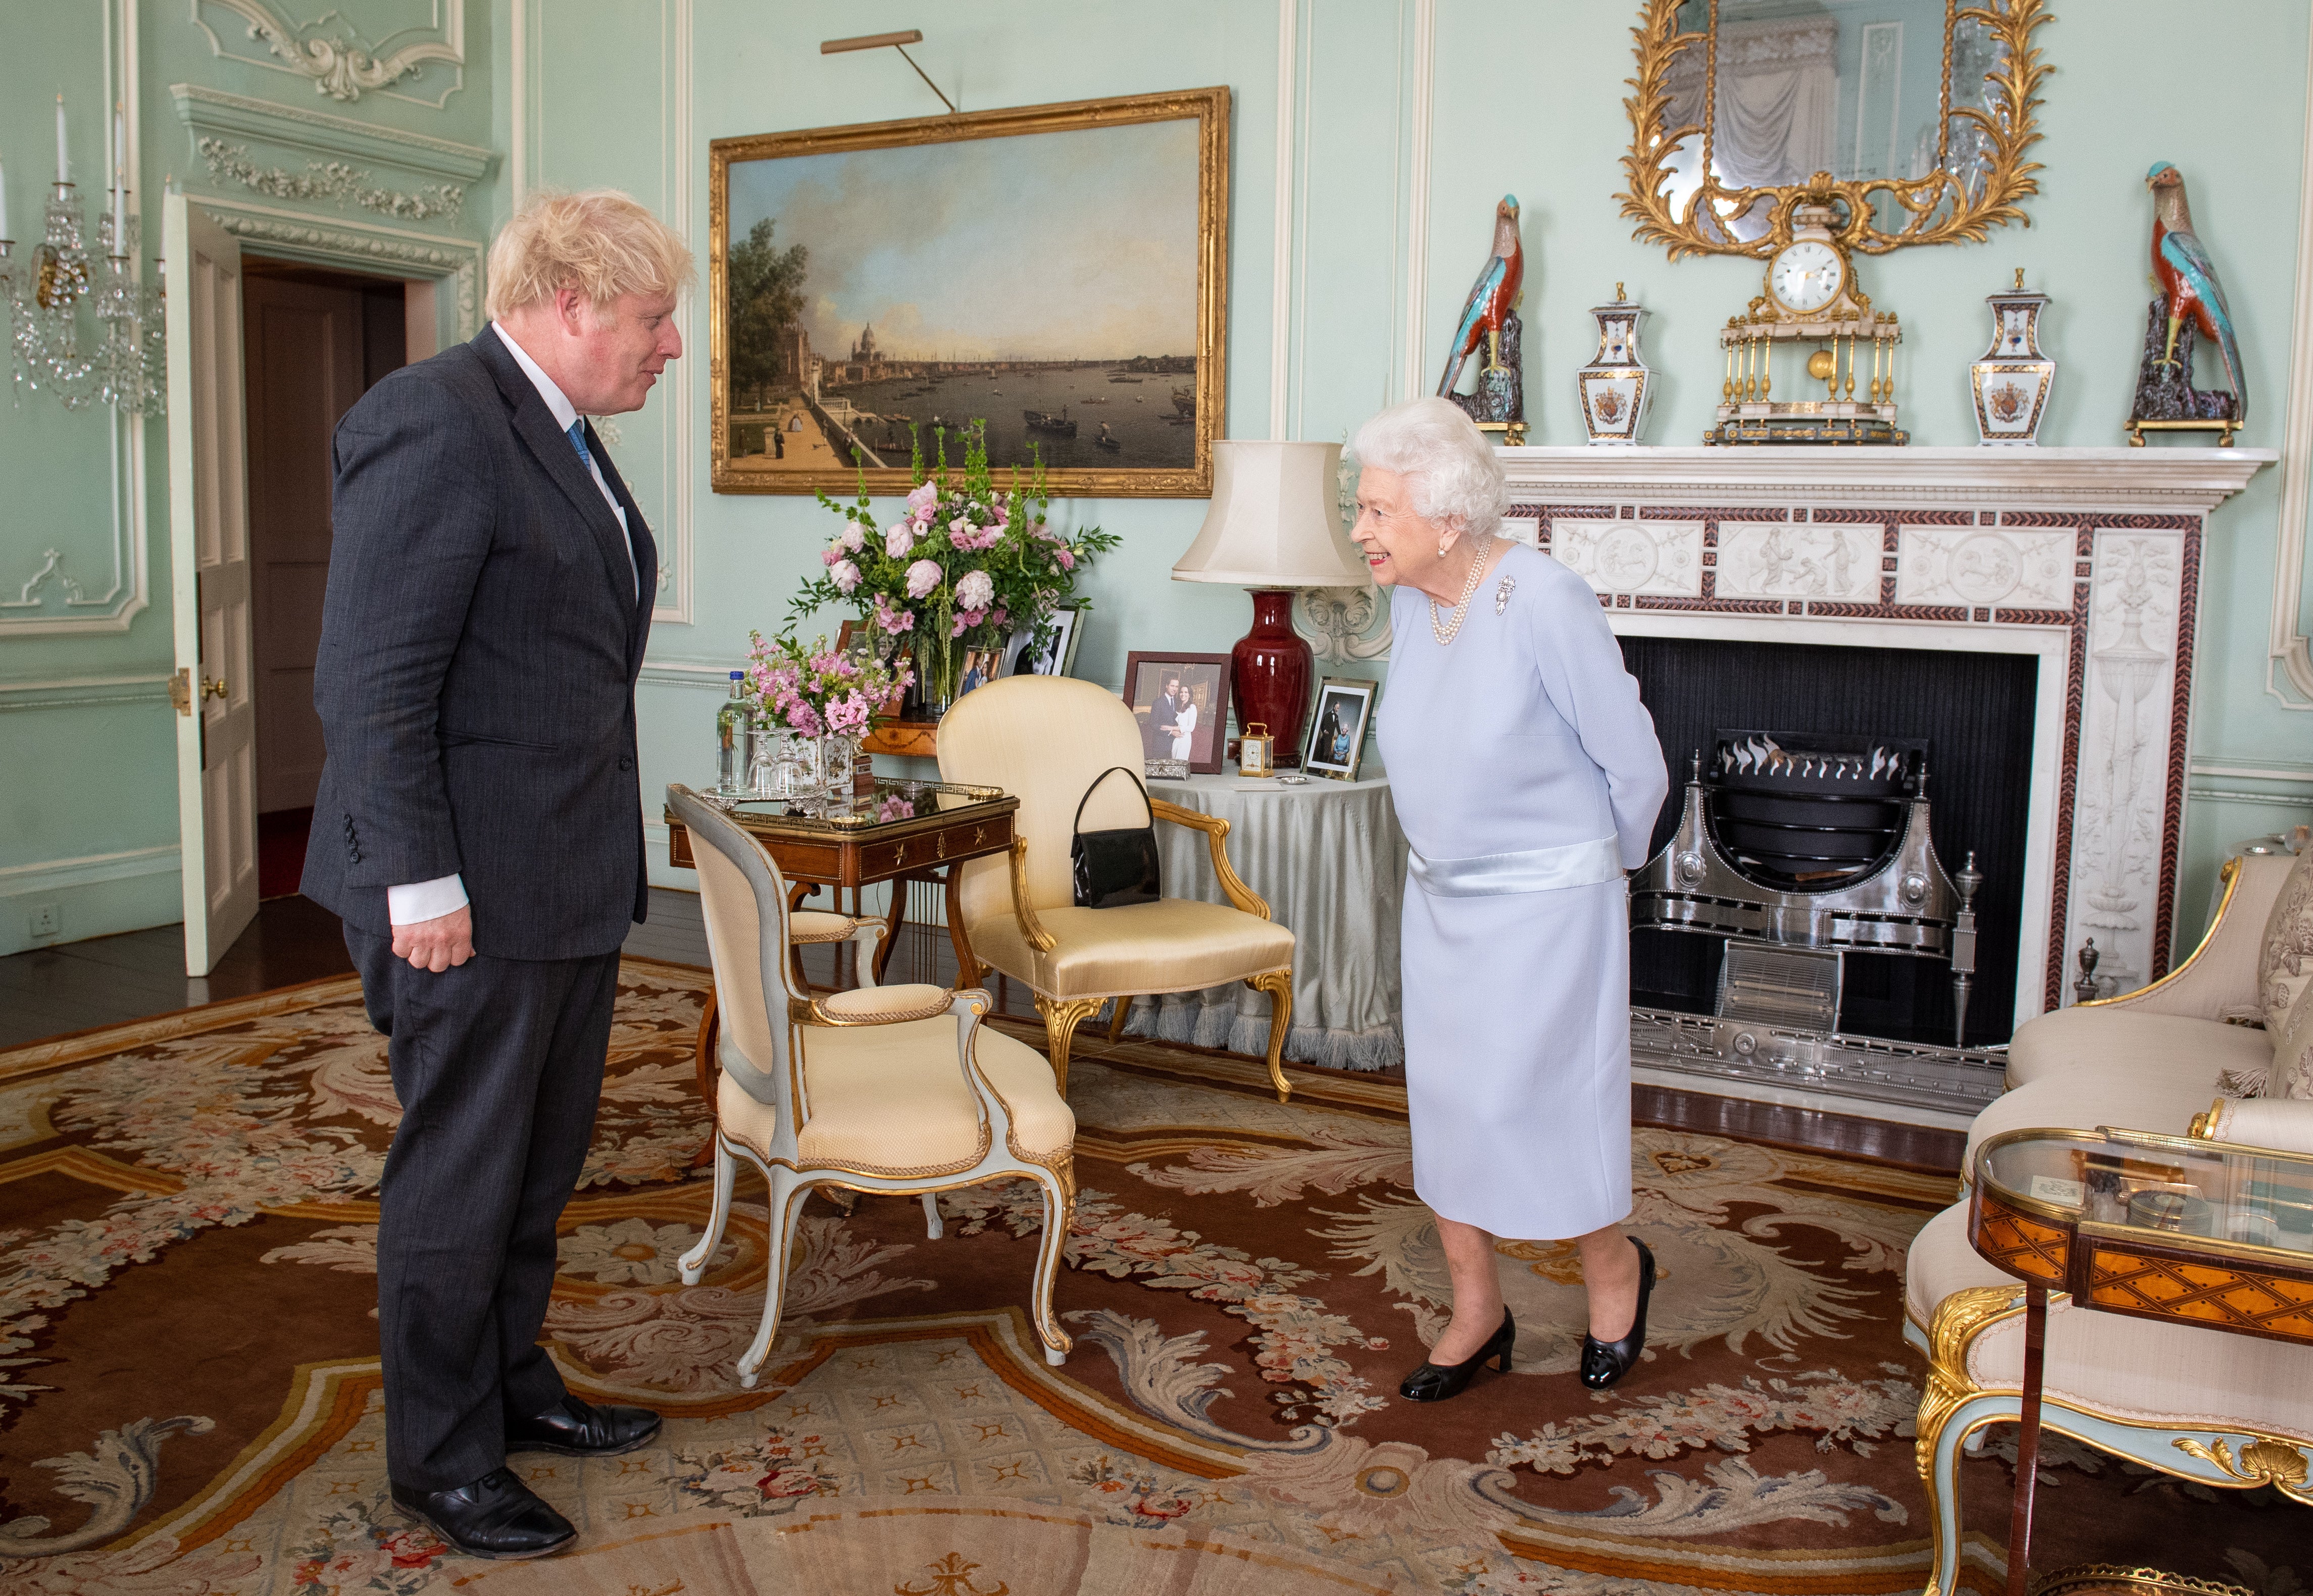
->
[1620, 0, 2052, 258]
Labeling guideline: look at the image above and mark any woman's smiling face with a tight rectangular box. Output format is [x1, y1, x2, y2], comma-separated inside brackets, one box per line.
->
[1351, 466, 1447, 592]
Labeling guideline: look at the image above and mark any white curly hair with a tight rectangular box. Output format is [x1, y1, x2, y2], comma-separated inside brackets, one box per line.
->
[1350, 397, 1509, 541]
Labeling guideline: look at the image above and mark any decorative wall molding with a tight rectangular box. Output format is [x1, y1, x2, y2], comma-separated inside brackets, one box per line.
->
[0, 674, 171, 712]
[1400, 0, 1434, 403]
[2270, 16, 2313, 708]
[1499, 446, 2275, 1023]
[638, 658, 738, 691]
[0, 845, 181, 896]
[192, 0, 466, 108]
[662, 0, 694, 625]
[1269, 0, 1298, 439]
[170, 83, 496, 181]
[196, 137, 465, 221]
[196, 198, 481, 339]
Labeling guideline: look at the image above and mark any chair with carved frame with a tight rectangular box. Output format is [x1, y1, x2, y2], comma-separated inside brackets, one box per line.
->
[933, 675, 1298, 1101]
[668, 785, 1076, 1386]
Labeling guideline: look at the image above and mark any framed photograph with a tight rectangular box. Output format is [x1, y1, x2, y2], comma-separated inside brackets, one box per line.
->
[1123, 652, 1232, 776]
[1001, 604, 1085, 680]
[957, 646, 1002, 700]
[1304, 677, 1377, 782]
[709, 88, 1229, 499]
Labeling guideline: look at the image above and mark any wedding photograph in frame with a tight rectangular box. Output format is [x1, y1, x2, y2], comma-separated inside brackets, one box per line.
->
[1123, 652, 1232, 775]
[1304, 677, 1376, 781]
[709, 88, 1230, 499]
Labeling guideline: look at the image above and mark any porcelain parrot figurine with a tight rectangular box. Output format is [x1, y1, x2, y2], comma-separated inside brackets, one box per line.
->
[2146, 162, 2245, 420]
[1435, 194, 1524, 398]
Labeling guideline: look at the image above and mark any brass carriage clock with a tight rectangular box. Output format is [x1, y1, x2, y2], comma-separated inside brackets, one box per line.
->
[1705, 203, 1905, 446]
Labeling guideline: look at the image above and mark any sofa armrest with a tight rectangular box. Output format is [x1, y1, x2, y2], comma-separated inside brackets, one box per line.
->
[2189, 1095, 2313, 1158]
[2079, 855, 2287, 1020]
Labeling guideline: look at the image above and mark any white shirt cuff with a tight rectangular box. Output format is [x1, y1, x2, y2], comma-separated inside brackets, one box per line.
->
[386, 873, 470, 925]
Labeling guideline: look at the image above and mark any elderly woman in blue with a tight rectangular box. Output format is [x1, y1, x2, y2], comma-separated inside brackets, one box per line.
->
[1356, 399, 1670, 1402]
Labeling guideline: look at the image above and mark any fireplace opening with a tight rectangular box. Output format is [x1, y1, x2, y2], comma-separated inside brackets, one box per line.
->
[1619, 636, 2039, 1049]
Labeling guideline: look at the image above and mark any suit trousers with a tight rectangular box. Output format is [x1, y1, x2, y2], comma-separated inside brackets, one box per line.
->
[348, 925, 622, 1491]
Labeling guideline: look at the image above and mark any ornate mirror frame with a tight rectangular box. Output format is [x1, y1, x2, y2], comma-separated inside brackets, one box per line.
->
[1618, 0, 2053, 260]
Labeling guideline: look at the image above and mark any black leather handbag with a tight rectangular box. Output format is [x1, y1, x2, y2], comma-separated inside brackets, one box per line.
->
[1070, 766, 1162, 909]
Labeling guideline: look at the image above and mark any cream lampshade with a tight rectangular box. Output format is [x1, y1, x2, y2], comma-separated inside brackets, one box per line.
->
[1173, 441, 1370, 767]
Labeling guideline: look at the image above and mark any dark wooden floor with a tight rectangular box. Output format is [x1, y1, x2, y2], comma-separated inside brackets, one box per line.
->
[0, 889, 1965, 1173]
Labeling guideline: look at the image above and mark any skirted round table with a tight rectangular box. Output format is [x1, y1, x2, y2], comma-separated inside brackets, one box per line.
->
[1121, 768, 1406, 1071]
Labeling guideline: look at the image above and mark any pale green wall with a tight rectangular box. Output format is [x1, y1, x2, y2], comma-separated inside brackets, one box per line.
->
[7, 1, 2307, 970]
[0, 1, 501, 957]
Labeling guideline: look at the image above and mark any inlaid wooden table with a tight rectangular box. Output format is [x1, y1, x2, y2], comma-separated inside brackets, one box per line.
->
[1968, 1126, 2313, 1596]
[665, 779, 1017, 1149]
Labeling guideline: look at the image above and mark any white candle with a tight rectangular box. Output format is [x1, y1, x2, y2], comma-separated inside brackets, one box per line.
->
[55, 93, 67, 184]
[1, 153, 11, 243]
[111, 105, 126, 239]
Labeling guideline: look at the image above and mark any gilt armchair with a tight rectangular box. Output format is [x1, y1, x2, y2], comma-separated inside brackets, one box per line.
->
[935, 676, 1298, 1101]
[667, 785, 1077, 1384]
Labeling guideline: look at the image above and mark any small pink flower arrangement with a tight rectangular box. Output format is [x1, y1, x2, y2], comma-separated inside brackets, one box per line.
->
[744, 629, 912, 744]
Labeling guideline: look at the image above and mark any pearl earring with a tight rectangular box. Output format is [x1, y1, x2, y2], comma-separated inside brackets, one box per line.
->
[1437, 541, 1450, 558]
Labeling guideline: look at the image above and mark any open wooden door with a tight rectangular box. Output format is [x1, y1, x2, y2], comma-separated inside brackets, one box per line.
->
[165, 194, 259, 974]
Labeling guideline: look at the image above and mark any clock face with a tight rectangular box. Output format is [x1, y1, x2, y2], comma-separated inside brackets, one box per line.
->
[1768, 240, 1845, 314]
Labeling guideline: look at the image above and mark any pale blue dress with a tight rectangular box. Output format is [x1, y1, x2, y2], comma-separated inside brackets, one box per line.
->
[1375, 542, 1669, 1240]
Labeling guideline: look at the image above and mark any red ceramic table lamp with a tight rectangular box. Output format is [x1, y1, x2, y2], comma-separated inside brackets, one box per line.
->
[1172, 441, 1371, 767]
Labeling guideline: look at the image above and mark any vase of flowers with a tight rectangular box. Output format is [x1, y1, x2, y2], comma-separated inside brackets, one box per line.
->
[791, 423, 1118, 719]
[744, 630, 911, 794]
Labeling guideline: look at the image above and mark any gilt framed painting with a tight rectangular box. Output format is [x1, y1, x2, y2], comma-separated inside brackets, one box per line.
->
[710, 88, 1229, 499]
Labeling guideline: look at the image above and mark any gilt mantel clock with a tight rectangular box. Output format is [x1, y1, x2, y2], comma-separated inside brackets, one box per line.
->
[1706, 204, 1905, 447]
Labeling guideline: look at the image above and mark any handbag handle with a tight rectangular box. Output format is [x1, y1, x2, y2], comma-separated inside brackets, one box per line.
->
[1073, 764, 1155, 834]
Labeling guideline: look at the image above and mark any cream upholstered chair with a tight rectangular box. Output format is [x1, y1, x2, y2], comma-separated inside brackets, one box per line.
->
[935, 675, 1299, 1100]
[667, 785, 1077, 1383]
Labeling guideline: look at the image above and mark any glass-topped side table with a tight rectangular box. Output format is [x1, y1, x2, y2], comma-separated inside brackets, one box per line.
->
[1968, 1127, 2313, 1596]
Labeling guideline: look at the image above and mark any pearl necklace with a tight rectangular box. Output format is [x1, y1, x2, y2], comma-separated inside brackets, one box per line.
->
[1429, 537, 1493, 645]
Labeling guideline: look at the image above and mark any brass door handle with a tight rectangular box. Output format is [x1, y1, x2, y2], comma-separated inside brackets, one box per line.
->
[201, 675, 228, 701]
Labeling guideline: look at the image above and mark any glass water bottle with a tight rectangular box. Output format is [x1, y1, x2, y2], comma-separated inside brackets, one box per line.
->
[716, 671, 752, 793]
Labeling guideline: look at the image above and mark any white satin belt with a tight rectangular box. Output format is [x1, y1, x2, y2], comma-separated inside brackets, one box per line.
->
[1406, 835, 1625, 897]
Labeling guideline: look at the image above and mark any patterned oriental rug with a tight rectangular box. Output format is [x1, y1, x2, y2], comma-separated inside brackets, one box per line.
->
[0, 960, 2303, 1594]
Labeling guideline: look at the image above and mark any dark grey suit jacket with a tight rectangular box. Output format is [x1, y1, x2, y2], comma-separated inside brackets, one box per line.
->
[301, 327, 656, 961]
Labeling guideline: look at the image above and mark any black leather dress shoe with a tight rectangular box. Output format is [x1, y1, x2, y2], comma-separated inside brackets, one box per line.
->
[390, 1468, 574, 1561]
[505, 1394, 663, 1458]
[1398, 1307, 1516, 1403]
[1579, 1237, 1657, 1391]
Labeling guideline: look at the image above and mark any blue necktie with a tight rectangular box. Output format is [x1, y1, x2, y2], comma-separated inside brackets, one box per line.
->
[567, 419, 638, 600]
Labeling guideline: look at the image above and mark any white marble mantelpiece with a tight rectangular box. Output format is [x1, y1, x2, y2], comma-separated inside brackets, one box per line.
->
[1498, 445, 2274, 513]
[1494, 444, 2276, 1028]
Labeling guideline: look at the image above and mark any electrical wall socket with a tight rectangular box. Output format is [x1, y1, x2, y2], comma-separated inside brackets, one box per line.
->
[29, 903, 60, 939]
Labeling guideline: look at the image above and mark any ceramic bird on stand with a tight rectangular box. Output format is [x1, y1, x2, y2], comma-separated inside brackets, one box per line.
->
[1436, 194, 1526, 441]
[2128, 162, 2245, 444]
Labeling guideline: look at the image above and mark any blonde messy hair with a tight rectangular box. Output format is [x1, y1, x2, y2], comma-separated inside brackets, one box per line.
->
[485, 188, 695, 321]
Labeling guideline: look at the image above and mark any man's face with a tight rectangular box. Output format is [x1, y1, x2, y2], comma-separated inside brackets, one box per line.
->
[556, 288, 682, 415]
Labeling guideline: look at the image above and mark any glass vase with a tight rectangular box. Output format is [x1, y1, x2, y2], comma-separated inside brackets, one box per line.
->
[912, 635, 962, 720]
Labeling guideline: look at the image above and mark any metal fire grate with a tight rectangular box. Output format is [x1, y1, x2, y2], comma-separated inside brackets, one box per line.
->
[1716, 940, 1843, 1032]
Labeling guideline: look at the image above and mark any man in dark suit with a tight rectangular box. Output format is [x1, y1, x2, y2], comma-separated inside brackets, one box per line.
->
[303, 189, 692, 1561]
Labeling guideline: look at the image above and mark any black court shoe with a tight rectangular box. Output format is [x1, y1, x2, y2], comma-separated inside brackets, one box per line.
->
[505, 1394, 663, 1458]
[1398, 1307, 1516, 1403]
[391, 1468, 575, 1561]
[1579, 1237, 1656, 1391]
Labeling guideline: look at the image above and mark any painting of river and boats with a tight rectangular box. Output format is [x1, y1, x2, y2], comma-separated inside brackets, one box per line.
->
[710, 89, 1228, 498]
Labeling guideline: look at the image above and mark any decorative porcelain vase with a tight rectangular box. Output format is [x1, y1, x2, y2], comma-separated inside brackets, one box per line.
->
[1576, 286, 1652, 445]
[1970, 271, 2055, 446]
